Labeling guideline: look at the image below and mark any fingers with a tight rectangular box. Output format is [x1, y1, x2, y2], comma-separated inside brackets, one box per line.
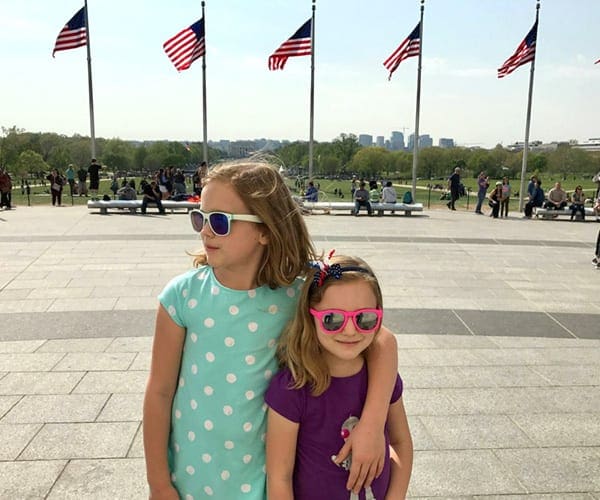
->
[333, 440, 350, 466]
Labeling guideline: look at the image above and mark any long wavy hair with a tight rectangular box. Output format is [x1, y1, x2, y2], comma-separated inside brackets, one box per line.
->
[277, 255, 383, 396]
[191, 161, 316, 288]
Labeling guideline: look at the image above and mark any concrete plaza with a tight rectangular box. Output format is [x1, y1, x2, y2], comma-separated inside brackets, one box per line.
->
[0, 203, 599, 499]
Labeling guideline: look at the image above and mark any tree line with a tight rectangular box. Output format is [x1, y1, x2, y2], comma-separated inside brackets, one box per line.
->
[2, 126, 599, 182]
[277, 134, 600, 182]
[0, 126, 224, 180]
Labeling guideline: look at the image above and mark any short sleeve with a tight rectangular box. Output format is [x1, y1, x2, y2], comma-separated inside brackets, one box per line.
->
[264, 369, 305, 424]
[390, 373, 403, 404]
[157, 269, 198, 328]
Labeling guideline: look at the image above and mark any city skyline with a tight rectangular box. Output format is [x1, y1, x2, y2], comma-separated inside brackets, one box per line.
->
[1, 0, 599, 149]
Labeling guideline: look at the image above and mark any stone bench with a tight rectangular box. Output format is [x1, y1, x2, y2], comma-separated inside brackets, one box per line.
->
[87, 199, 200, 214]
[301, 201, 424, 216]
[534, 206, 595, 220]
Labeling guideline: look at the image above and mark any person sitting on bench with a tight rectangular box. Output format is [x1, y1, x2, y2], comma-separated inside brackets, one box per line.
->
[543, 182, 568, 211]
[141, 180, 165, 215]
[353, 181, 373, 216]
[303, 181, 318, 202]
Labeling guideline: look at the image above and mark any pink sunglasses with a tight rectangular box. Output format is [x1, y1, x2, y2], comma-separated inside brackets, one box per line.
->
[309, 308, 383, 334]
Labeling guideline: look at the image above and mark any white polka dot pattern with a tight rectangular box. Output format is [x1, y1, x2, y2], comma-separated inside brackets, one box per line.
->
[158, 267, 302, 498]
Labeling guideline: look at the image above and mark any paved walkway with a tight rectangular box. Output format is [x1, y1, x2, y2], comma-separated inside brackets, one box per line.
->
[0, 204, 599, 499]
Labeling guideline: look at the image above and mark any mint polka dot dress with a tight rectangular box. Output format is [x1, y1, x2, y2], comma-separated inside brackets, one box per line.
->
[159, 266, 303, 499]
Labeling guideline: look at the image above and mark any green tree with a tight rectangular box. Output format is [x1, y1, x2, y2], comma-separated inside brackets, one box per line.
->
[350, 147, 390, 178]
[15, 150, 49, 181]
[332, 133, 361, 170]
[101, 138, 134, 173]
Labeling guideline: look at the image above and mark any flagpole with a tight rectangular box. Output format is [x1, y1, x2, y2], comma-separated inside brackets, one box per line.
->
[308, 0, 316, 180]
[411, 0, 424, 200]
[200, 1, 209, 164]
[518, 1, 540, 212]
[84, 0, 96, 158]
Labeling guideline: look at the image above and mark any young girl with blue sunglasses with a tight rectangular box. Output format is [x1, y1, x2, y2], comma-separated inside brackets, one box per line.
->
[266, 254, 413, 500]
[143, 163, 399, 499]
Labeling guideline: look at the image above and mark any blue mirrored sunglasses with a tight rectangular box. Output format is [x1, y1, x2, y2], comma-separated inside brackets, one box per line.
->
[190, 209, 263, 236]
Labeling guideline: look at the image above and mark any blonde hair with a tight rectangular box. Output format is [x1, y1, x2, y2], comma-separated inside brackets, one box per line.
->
[191, 161, 316, 288]
[277, 255, 383, 396]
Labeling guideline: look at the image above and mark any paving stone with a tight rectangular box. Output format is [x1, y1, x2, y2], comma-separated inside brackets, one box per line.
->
[0, 395, 20, 418]
[495, 447, 600, 493]
[444, 387, 600, 414]
[510, 413, 600, 447]
[0, 423, 42, 459]
[97, 393, 144, 421]
[473, 494, 597, 499]
[46, 458, 147, 500]
[419, 415, 536, 449]
[73, 371, 148, 394]
[397, 348, 488, 367]
[0, 371, 85, 395]
[37, 337, 114, 352]
[403, 389, 461, 416]
[0, 352, 64, 371]
[106, 336, 153, 352]
[20, 422, 139, 459]
[407, 417, 437, 451]
[129, 353, 151, 370]
[52, 352, 136, 371]
[127, 424, 144, 458]
[458, 366, 551, 387]
[409, 449, 525, 497]
[531, 365, 600, 385]
[2, 394, 109, 423]
[400, 366, 480, 389]
[0, 339, 45, 353]
[0, 460, 67, 499]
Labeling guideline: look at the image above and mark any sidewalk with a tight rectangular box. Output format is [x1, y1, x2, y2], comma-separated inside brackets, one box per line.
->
[0, 205, 599, 498]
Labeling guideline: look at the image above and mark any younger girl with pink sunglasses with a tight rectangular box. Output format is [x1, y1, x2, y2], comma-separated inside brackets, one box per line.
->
[266, 254, 413, 500]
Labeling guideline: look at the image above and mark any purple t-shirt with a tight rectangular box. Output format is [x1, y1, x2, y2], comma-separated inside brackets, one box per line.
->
[265, 364, 403, 500]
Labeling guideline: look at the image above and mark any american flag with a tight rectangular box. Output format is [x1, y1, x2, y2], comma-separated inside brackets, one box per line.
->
[498, 21, 538, 78]
[383, 22, 421, 81]
[164, 18, 205, 72]
[268, 19, 312, 71]
[52, 7, 87, 57]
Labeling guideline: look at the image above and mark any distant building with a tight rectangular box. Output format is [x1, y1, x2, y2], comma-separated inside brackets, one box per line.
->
[438, 137, 455, 148]
[419, 134, 433, 148]
[375, 136, 385, 148]
[358, 134, 373, 147]
[390, 131, 405, 150]
[228, 141, 256, 158]
[572, 138, 600, 152]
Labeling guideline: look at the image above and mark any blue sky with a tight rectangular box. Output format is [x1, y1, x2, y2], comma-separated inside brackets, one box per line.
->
[0, 0, 598, 148]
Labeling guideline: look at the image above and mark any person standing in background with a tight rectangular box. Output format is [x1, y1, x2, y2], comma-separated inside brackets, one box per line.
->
[46, 169, 64, 206]
[88, 158, 101, 200]
[65, 164, 75, 196]
[447, 167, 461, 211]
[474, 171, 489, 215]
[500, 176, 511, 218]
[77, 165, 88, 197]
[0, 168, 12, 210]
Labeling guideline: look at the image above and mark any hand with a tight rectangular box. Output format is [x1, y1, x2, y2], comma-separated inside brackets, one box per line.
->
[149, 484, 179, 500]
[333, 420, 385, 494]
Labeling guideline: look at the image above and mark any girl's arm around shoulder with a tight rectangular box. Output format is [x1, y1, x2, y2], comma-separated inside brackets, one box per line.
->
[335, 325, 398, 493]
[266, 407, 299, 500]
[385, 397, 413, 500]
[143, 304, 186, 498]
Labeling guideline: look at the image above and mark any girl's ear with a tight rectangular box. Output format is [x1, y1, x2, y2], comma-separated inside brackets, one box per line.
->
[257, 229, 269, 246]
